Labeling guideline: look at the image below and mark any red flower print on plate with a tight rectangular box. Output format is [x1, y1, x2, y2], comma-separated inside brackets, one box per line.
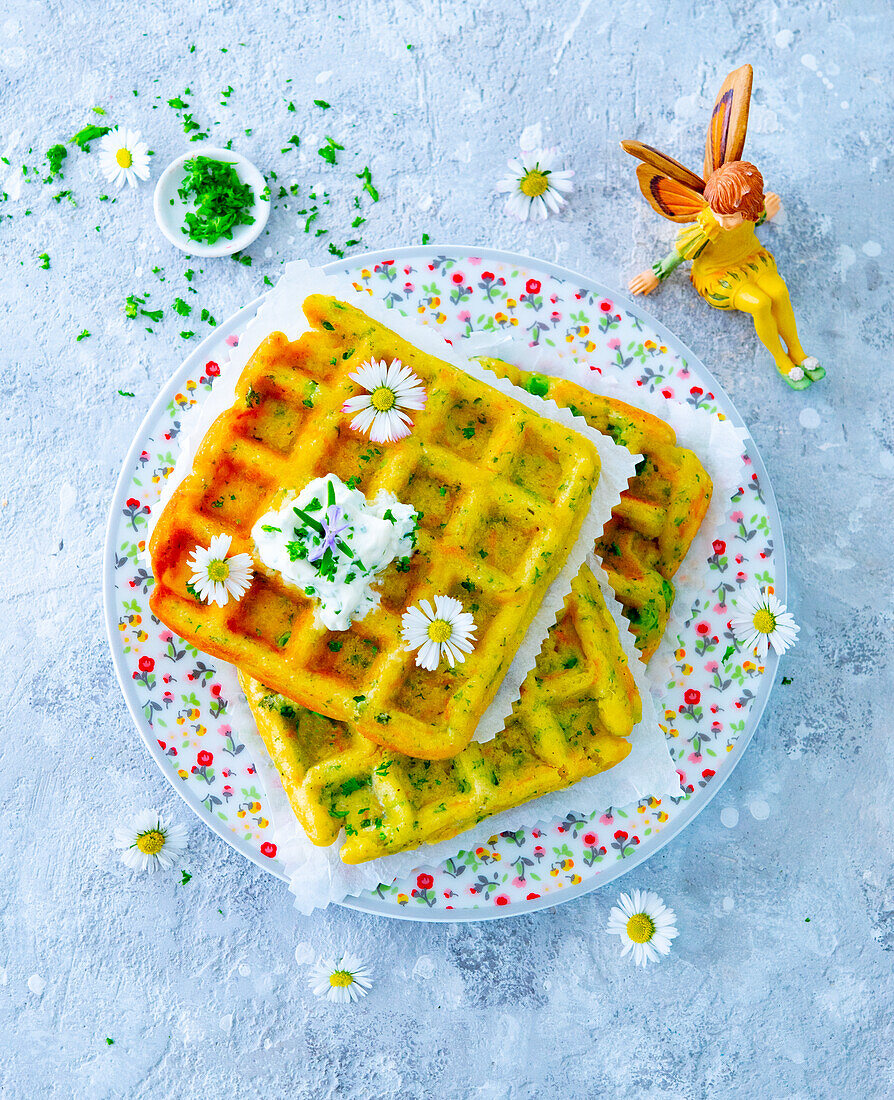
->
[526, 278, 541, 295]
[416, 872, 434, 890]
[197, 750, 213, 767]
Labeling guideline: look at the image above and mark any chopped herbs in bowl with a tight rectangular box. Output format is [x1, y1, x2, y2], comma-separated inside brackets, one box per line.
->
[153, 146, 270, 257]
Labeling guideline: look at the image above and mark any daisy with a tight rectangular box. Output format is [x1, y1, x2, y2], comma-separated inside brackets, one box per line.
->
[729, 584, 800, 659]
[308, 954, 373, 1003]
[98, 127, 151, 190]
[115, 809, 188, 873]
[496, 143, 574, 222]
[401, 595, 476, 671]
[342, 358, 427, 443]
[606, 889, 679, 967]
[186, 533, 254, 607]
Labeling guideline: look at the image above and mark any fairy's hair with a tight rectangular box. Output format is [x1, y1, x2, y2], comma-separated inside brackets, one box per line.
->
[703, 161, 765, 221]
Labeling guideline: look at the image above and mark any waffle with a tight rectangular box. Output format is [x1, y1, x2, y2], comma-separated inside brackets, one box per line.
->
[477, 359, 712, 661]
[241, 563, 639, 863]
[149, 295, 603, 760]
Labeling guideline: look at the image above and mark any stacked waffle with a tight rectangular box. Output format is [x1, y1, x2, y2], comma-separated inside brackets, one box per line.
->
[149, 294, 711, 865]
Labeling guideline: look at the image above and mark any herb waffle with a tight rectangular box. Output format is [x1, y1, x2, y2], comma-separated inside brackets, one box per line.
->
[477, 359, 712, 661]
[241, 563, 639, 864]
[149, 295, 604, 760]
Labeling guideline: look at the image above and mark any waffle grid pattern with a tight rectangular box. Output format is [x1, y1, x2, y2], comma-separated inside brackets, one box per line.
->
[241, 564, 639, 864]
[149, 296, 602, 759]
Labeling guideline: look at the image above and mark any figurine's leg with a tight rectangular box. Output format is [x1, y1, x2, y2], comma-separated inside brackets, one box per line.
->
[730, 285, 797, 373]
[754, 271, 807, 364]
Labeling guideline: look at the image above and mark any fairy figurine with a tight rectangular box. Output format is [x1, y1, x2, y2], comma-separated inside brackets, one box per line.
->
[623, 65, 824, 390]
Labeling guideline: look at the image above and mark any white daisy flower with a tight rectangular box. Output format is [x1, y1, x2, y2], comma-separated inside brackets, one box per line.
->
[308, 953, 373, 1003]
[729, 584, 800, 659]
[606, 888, 679, 967]
[98, 127, 151, 190]
[186, 533, 254, 607]
[401, 595, 476, 671]
[115, 809, 188, 873]
[342, 358, 427, 443]
[496, 143, 574, 222]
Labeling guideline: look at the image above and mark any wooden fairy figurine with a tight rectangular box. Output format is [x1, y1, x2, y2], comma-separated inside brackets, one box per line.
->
[623, 65, 824, 390]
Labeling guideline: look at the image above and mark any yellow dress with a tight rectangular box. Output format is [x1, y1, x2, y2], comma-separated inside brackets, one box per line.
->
[673, 207, 776, 310]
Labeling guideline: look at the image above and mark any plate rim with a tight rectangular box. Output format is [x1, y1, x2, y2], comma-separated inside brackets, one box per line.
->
[103, 244, 786, 922]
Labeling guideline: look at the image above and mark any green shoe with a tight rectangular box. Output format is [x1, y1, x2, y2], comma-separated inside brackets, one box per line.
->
[780, 368, 811, 390]
[799, 356, 825, 382]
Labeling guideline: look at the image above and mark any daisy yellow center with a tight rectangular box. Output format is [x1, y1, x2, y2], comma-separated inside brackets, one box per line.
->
[370, 386, 396, 412]
[136, 829, 166, 855]
[207, 559, 230, 582]
[116, 148, 133, 169]
[752, 608, 776, 634]
[427, 619, 453, 644]
[520, 169, 550, 198]
[626, 913, 655, 943]
[329, 970, 354, 987]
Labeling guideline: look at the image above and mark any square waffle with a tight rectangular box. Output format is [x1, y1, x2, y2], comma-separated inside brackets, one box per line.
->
[149, 295, 604, 759]
[477, 359, 713, 660]
[241, 563, 639, 864]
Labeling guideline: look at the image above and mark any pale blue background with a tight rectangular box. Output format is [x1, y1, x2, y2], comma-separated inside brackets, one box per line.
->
[0, 1, 891, 1097]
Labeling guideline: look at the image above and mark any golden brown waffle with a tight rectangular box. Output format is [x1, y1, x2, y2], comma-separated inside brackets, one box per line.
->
[149, 295, 603, 760]
[477, 359, 712, 661]
[241, 564, 639, 863]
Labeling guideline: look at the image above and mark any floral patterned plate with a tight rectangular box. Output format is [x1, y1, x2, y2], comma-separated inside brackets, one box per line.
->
[104, 246, 785, 921]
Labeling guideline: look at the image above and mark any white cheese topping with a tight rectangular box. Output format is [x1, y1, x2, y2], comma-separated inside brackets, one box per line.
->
[251, 474, 417, 631]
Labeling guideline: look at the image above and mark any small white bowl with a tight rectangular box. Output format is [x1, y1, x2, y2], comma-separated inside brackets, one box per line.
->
[153, 146, 271, 258]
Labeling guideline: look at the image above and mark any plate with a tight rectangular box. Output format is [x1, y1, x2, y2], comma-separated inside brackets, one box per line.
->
[104, 246, 785, 921]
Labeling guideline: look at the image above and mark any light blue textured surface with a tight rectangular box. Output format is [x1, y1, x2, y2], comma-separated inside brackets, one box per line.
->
[1, 2, 891, 1097]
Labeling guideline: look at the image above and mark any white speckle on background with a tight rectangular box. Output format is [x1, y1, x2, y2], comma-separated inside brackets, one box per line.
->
[836, 243, 857, 280]
[775, 29, 793, 49]
[237, 963, 251, 977]
[418, 193, 434, 212]
[315, 70, 332, 84]
[674, 92, 706, 122]
[0, 967, 7, 985]
[294, 942, 315, 965]
[27, 974, 45, 995]
[841, 101, 849, 110]
[552, 0, 594, 70]
[799, 407, 821, 430]
[801, 53, 818, 71]
[722, 896, 735, 912]
[749, 105, 780, 134]
[720, 807, 739, 829]
[412, 955, 436, 980]
[451, 141, 472, 164]
[219, 1014, 233, 1033]
[862, 240, 881, 257]
[520, 122, 543, 150]
[749, 798, 771, 821]
[880, 450, 894, 471]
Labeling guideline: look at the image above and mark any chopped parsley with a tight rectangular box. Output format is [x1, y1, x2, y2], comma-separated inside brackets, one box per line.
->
[76, 329, 90, 341]
[172, 297, 192, 317]
[177, 155, 256, 246]
[44, 144, 67, 181]
[71, 123, 110, 152]
[37, 252, 50, 270]
[317, 136, 344, 165]
[355, 165, 379, 201]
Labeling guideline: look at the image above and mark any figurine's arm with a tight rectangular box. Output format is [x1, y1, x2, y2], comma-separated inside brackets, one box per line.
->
[629, 248, 684, 295]
[759, 192, 781, 223]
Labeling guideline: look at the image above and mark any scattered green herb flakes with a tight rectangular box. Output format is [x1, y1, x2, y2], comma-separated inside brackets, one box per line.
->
[177, 155, 256, 246]
[179, 870, 192, 885]
[37, 252, 50, 269]
[421, 232, 430, 244]
[355, 165, 379, 201]
[105, 1038, 114, 1046]
[200, 308, 217, 326]
[76, 329, 90, 341]
[142, 307, 163, 323]
[92, 106, 106, 115]
[317, 136, 344, 165]
[232, 252, 252, 266]
[44, 144, 67, 181]
[118, 390, 135, 397]
[314, 99, 331, 109]
[71, 124, 110, 152]
[280, 135, 301, 154]
[781, 676, 793, 685]
[172, 297, 192, 317]
[167, 96, 189, 109]
[180, 330, 195, 339]
[184, 268, 195, 281]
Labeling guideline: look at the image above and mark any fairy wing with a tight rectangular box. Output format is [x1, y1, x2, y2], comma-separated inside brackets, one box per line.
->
[621, 140, 706, 192]
[704, 64, 753, 179]
[634, 163, 707, 223]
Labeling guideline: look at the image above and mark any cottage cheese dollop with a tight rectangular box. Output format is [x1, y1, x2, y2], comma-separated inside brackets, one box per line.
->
[252, 474, 417, 631]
